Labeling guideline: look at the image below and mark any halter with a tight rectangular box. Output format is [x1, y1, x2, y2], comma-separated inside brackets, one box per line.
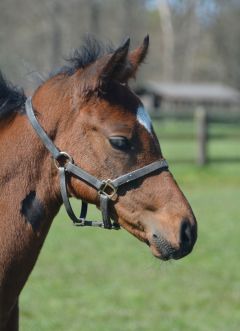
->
[25, 97, 169, 230]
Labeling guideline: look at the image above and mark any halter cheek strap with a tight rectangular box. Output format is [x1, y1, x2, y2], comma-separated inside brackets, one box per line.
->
[25, 97, 169, 230]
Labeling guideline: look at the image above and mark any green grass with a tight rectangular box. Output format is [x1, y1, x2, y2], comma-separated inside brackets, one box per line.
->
[21, 120, 240, 331]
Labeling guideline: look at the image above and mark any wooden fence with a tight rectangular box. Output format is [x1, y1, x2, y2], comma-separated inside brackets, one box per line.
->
[138, 82, 240, 165]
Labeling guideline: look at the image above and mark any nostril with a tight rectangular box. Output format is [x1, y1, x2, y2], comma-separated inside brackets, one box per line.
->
[152, 233, 158, 239]
[180, 220, 192, 250]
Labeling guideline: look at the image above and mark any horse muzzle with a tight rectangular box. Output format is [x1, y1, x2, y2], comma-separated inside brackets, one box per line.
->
[146, 217, 197, 261]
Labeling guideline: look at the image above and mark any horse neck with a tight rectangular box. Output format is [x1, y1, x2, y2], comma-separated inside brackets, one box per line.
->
[0, 101, 63, 228]
[0, 103, 66, 314]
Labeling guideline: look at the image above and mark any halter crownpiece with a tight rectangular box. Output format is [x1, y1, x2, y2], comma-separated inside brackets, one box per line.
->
[25, 97, 169, 230]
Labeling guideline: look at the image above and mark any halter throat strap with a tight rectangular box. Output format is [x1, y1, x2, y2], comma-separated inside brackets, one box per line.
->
[25, 97, 169, 229]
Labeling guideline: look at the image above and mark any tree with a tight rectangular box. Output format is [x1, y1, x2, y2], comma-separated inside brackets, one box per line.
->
[157, 0, 175, 80]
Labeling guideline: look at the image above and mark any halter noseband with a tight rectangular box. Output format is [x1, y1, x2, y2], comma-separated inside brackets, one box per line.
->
[25, 97, 169, 230]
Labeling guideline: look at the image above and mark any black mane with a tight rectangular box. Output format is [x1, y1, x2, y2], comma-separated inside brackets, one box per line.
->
[59, 36, 115, 76]
[0, 72, 26, 121]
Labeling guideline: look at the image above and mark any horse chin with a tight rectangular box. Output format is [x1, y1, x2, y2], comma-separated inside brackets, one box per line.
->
[119, 222, 173, 261]
[148, 243, 173, 261]
[117, 217, 172, 261]
[143, 230, 178, 261]
[147, 234, 192, 261]
[116, 217, 186, 261]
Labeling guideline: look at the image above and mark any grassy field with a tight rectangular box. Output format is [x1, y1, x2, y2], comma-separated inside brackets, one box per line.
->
[21, 120, 240, 331]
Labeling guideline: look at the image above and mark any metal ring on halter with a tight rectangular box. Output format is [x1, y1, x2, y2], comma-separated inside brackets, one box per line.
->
[98, 179, 117, 200]
[54, 152, 73, 169]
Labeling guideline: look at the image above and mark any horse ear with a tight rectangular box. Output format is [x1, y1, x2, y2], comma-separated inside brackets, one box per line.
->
[98, 36, 149, 84]
[80, 38, 130, 94]
[125, 35, 149, 80]
[99, 37, 130, 82]
[130, 35, 149, 69]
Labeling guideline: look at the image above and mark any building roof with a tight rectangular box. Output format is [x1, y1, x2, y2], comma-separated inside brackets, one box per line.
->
[146, 81, 240, 104]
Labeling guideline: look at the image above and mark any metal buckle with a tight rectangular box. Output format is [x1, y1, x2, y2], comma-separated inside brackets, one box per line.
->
[99, 179, 117, 200]
[54, 152, 73, 169]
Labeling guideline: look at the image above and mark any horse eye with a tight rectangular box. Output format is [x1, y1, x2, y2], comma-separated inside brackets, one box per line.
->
[109, 136, 130, 151]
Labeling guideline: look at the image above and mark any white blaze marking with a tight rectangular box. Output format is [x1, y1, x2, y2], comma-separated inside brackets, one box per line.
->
[136, 106, 153, 134]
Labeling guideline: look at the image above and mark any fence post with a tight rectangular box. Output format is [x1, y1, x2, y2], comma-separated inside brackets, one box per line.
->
[195, 106, 208, 165]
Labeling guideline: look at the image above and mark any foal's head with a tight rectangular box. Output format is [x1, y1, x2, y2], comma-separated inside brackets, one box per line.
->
[33, 37, 197, 260]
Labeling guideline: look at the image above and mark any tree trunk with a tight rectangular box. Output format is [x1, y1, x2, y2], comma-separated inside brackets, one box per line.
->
[182, 0, 200, 81]
[50, 2, 62, 69]
[89, 0, 101, 35]
[157, 0, 175, 81]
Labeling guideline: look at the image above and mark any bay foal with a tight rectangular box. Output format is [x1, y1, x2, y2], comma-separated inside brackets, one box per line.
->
[0, 37, 197, 330]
